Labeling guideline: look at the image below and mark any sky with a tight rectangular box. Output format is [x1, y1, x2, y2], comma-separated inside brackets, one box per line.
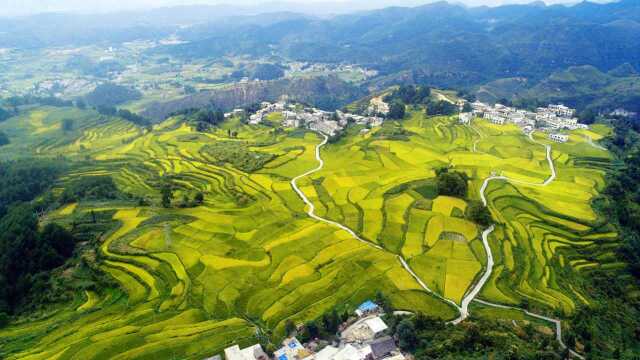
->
[0, 0, 607, 17]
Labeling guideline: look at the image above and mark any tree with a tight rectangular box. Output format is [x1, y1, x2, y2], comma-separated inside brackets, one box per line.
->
[194, 192, 204, 205]
[161, 184, 173, 208]
[579, 109, 597, 125]
[62, 118, 74, 132]
[462, 102, 473, 112]
[375, 290, 392, 313]
[388, 101, 406, 120]
[466, 201, 493, 227]
[0, 205, 76, 312]
[396, 319, 418, 350]
[0, 107, 12, 123]
[436, 171, 468, 198]
[426, 100, 457, 116]
[0, 131, 9, 147]
[322, 309, 340, 335]
[0, 312, 8, 328]
[285, 319, 296, 335]
[39, 223, 75, 259]
[305, 320, 319, 339]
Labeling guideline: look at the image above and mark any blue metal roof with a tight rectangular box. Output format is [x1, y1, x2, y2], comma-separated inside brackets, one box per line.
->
[357, 300, 378, 311]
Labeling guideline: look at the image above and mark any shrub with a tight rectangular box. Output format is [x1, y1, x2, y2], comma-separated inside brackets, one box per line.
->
[436, 169, 468, 198]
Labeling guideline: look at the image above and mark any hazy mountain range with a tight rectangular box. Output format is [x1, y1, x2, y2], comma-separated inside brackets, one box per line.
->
[1, 0, 636, 113]
[0, 0, 608, 17]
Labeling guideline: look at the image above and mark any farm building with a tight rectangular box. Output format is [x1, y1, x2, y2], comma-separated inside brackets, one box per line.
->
[355, 300, 380, 316]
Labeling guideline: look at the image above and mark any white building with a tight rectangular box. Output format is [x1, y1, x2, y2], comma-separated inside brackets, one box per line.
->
[459, 112, 472, 124]
[310, 120, 340, 136]
[485, 111, 506, 125]
[319, 344, 371, 360]
[342, 316, 389, 342]
[549, 133, 569, 143]
[471, 101, 489, 116]
[274, 337, 312, 360]
[549, 104, 575, 117]
[368, 97, 390, 115]
[249, 113, 263, 125]
[369, 117, 384, 127]
[224, 344, 269, 360]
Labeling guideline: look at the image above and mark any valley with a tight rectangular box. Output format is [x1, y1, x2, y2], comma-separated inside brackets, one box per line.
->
[0, 103, 615, 359]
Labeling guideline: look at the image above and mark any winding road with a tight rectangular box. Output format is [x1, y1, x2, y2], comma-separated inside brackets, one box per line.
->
[291, 129, 583, 359]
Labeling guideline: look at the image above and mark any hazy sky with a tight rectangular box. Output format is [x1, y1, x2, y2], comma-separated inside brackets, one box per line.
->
[0, 0, 603, 16]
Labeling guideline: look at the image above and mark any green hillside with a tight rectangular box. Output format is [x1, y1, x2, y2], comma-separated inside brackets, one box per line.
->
[0, 105, 620, 359]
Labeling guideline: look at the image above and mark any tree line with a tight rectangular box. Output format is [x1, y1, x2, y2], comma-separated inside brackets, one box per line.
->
[384, 85, 459, 120]
[0, 160, 74, 322]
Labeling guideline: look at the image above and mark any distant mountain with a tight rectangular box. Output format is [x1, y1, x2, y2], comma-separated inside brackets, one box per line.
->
[141, 76, 366, 121]
[478, 65, 640, 113]
[158, 0, 640, 89]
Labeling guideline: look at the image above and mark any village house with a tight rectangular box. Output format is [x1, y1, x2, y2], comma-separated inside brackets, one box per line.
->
[274, 337, 313, 360]
[367, 337, 405, 360]
[224, 344, 269, 360]
[355, 301, 380, 317]
[309, 120, 340, 136]
[368, 97, 390, 115]
[458, 112, 472, 124]
[471, 101, 489, 116]
[549, 133, 569, 143]
[246, 100, 384, 137]
[548, 104, 575, 118]
[485, 111, 506, 125]
[341, 315, 389, 342]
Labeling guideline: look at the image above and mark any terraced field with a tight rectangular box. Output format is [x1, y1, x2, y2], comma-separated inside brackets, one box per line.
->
[0, 107, 616, 359]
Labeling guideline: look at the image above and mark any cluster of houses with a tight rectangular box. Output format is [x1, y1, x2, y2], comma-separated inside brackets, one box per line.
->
[461, 101, 588, 143]
[216, 301, 404, 360]
[366, 97, 390, 116]
[237, 101, 385, 137]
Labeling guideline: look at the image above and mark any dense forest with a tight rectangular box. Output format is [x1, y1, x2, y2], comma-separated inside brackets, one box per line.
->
[0, 161, 71, 318]
[567, 118, 640, 358]
[85, 83, 142, 108]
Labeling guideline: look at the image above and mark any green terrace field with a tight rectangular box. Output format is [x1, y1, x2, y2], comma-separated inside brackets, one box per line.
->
[0, 106, 617, 359]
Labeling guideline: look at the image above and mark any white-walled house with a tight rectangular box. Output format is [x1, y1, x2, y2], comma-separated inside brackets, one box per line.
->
[549, 133, 569, 143]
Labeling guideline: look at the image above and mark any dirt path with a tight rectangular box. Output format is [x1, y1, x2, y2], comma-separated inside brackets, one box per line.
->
[290, 133, 461, 313]
[461, 123, 583, 359]
[292, 130, 583, 359]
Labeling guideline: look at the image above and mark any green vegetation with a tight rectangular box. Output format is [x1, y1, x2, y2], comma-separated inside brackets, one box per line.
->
[0, 131, 8, 146]
[0, 208, 76, 312]
[435, 168, 468, 198]
[386, 312, 567, 359]
[0, 105, 626, 359]
[0, 160, 74, 315]
[60, 176, 122, 203]
[559, 118, 640, 358]
[85, 83, 142, 107]
[465, 201, 492, 227]
[201, 141, 275, 172]
[426, 100, 458, 116]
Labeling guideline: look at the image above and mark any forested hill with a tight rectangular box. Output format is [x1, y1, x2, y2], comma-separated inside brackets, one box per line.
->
[159, 0, 640, 88]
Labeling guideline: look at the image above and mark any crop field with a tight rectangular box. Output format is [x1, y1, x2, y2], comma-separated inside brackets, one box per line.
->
[0, 107, 617, 359]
